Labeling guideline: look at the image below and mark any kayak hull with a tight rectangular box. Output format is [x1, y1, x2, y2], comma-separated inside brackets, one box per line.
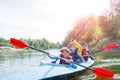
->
[0, 58, 94, 80]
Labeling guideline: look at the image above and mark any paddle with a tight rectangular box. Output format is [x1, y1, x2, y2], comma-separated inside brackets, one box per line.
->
[10, 38, 114, 78]
[10, 38, 77, 69]
[91, 43, 117, 54]
[74, 63, 114, 78]
[67, 17, 90, 47]
[82, 43, 117, 60]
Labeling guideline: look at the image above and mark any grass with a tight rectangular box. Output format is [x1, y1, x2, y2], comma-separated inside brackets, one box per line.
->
[93, 51, 120, 59]
[93, 61, 104, 66]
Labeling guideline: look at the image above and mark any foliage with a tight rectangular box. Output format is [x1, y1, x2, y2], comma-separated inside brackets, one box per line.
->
[0, 37, 11, 47]
[98, 0, 120, 41]
[62, 0, 120, 47]
[0, 37, 61, 50]
[63, 15, 99, 46]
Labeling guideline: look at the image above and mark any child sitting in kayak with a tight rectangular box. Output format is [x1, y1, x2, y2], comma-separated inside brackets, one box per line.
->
[70, 40, 83, 63]
[59, 47, 72, 65]
[46, 47, 72, 65]
[81, 42, 94, 61]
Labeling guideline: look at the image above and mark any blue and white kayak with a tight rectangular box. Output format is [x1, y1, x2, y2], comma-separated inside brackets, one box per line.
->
[0, 58, 94, 80]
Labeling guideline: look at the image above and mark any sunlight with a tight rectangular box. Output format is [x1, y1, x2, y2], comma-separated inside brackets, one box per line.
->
[83, 0, 110, 15]
[35, 0, 110, 42]
[0, 0, 110, 42]
[21, 0, 110, 42]
[58, 0, 110, 16]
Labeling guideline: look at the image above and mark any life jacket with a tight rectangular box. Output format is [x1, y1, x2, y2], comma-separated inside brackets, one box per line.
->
[82, 49, 89, 61]
[59, 54, 71, 65]
[70, 48, 82, 62]
[72, 40, 82, 56]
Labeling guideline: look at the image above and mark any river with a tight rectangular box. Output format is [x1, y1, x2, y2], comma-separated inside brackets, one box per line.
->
[0, 49, 120, 80]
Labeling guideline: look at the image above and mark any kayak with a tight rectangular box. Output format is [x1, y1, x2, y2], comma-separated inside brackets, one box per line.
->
[0, 58, 94, 80]
[6, 38, 115, 80]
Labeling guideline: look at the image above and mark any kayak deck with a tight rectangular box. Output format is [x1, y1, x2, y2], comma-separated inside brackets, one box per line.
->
[0, 58, 94, 80]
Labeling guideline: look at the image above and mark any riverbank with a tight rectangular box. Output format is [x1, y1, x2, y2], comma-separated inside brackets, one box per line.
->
[0, 46, 21, 50]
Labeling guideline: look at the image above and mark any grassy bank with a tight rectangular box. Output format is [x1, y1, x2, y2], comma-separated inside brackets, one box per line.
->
[105, 65, 120, 74]
[93, 50, 120, 59]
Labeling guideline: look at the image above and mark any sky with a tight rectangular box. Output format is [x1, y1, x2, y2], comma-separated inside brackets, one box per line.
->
[0, 0, 110, 43]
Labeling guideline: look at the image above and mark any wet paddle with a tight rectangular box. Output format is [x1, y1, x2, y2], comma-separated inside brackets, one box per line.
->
[91, 43, 117, 54]
[75, 63, 114, 78]
[10, 38, 77, 69]
[10, 38, 115, 78]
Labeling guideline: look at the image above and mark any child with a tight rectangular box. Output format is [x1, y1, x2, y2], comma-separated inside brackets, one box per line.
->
[70, 40, 83, 63]
[46, 47, 72, 64]
[81, 42, 94, 61]
[59, 47, 72, 65]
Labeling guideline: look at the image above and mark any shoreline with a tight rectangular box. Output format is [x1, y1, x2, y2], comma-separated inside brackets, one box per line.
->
[0, 46, 33, 51]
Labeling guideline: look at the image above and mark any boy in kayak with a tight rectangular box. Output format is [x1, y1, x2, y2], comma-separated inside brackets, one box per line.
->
[59, 47, 72, 65]
[81, 42, 94, 61]
[70, 40, 83, 63]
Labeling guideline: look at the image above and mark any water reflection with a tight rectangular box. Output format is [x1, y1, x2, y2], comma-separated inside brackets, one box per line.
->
[79, 74, 115, 80]
[77, 57, 120, 80]
[0, 50, 46, 78]
[95, 58, 120, 68]
[79, 74, 96, 80]
[0, 49, 120, 80]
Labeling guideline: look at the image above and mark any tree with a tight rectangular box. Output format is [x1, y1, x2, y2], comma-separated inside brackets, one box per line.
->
[108, 0, 120, 40]
[63, 15, 98, 46]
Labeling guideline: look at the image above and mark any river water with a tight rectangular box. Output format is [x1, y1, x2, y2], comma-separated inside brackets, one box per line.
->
[0, 49, 120, 80]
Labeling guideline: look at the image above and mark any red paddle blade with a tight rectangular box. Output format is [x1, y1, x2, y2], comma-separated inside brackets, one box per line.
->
[10, 38, 27, 48]
[93, 68, 114, 78]
[102, 44, 117, 51]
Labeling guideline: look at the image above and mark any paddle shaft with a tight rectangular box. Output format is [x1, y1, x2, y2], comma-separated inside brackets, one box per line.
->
[29, 46, 114, 77]
[117, 46, 120, 48]
[28, 46, 48, 54]
[29, 46, 97, 74]
[74, 62, 114, 77]
[29, 45, 92, 70]
[25, 46, 114, 77]
[91, 50, 102, 54]
[73, 62, 92, 70]
[29, 45, 93, 70]
[10, 38, 114, 77]
[67, 18, 90, 47]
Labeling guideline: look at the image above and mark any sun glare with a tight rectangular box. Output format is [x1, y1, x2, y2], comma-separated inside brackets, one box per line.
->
[0, 0, 110, 43]
[32, 0, 110, 42]
[84, 0, 110, 15]
[65, 0, 110, 16]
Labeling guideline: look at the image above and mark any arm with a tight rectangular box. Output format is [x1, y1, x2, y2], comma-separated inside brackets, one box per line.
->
[46, 52, 59, 59]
